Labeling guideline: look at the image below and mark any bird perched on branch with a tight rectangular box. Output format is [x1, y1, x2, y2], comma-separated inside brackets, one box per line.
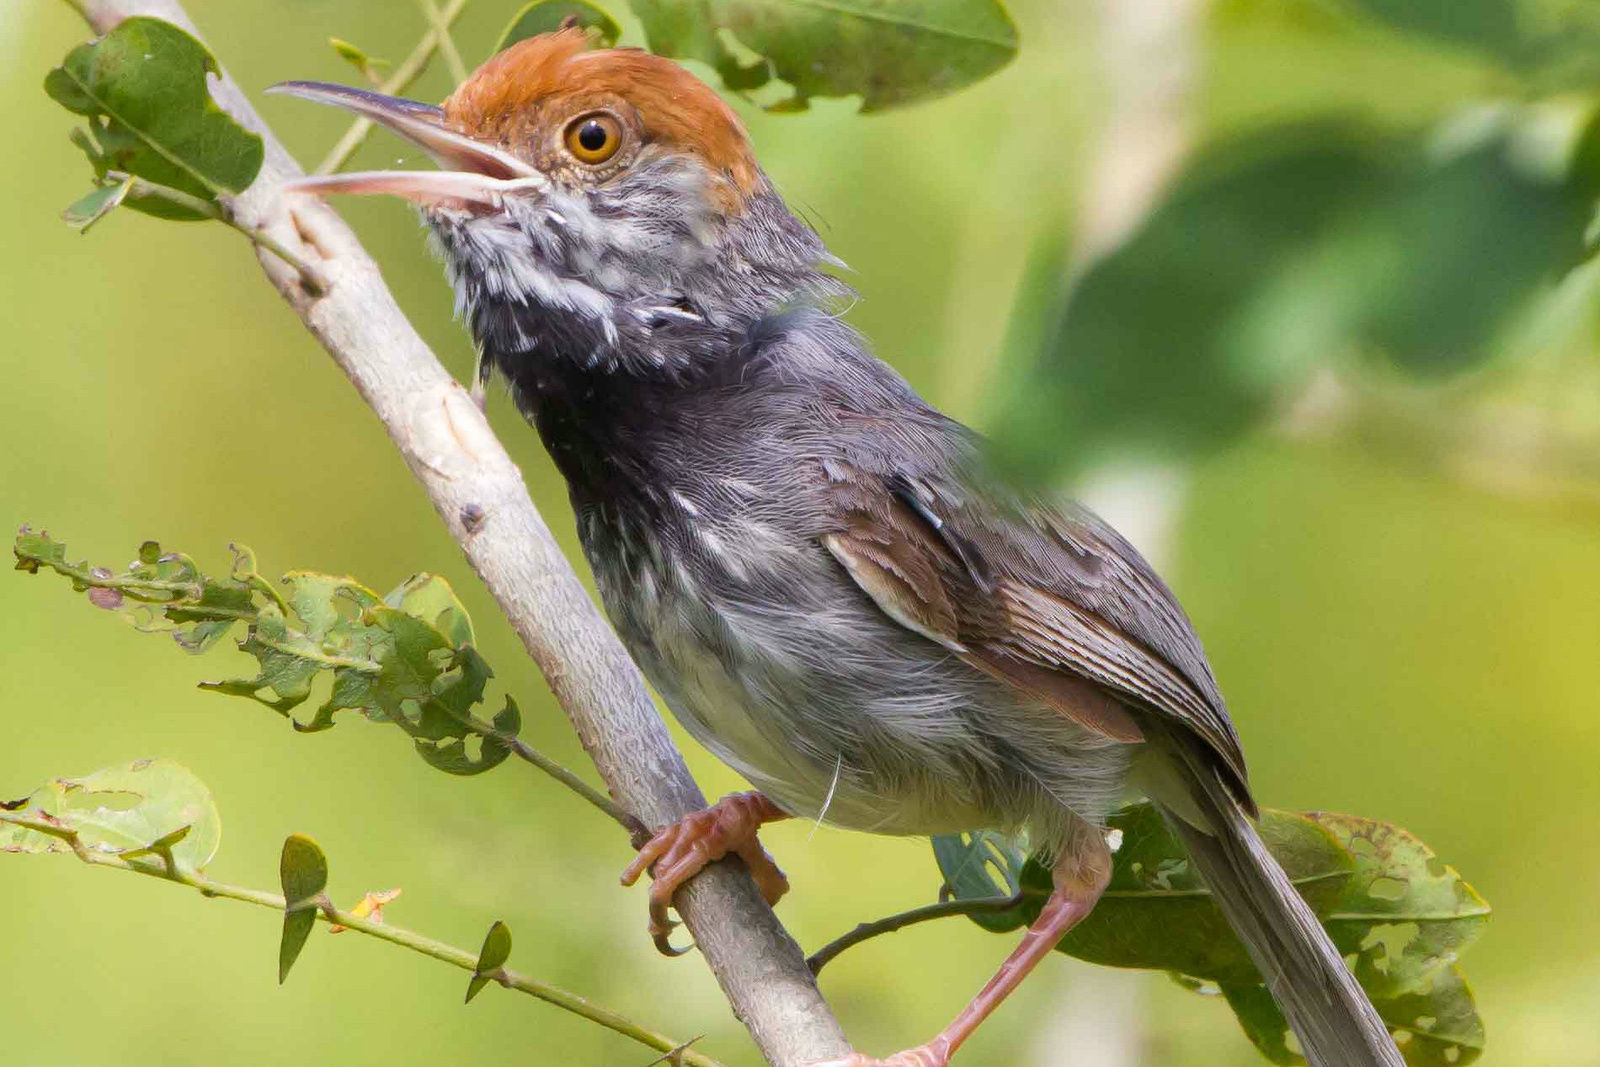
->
[273, 31, 1401, 1067]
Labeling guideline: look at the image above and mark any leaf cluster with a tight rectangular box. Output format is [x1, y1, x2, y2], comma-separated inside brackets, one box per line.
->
[992, 1, 1600, 481]
[14, 529, 521, 778]
[933, 805, 1490, 1065]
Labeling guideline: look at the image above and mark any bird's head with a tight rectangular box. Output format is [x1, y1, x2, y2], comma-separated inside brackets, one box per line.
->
[272, 30, 841, 379]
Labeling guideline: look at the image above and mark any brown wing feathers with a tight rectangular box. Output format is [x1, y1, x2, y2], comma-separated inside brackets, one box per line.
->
[821, 460, 1251, 798]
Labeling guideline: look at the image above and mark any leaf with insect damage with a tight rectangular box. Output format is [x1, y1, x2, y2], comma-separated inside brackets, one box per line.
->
[1222, 963, 1485, 1066]
[631, 0, 1018, 112]
[1049, 803, 1356, 981]
[496, 1, 622, 53]
[0, 759, 220, 872]
[44, 17, 262, 226]
[930, 830, 1029, 933]
[14, 530, 522, 778]
[1306, 811, 1491, 1000]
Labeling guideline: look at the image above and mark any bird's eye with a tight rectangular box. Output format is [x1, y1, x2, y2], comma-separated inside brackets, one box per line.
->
[564, 113, 622, 165]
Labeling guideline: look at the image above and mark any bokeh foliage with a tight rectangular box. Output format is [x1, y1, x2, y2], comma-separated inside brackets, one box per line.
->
[992, 0, 1600, 481]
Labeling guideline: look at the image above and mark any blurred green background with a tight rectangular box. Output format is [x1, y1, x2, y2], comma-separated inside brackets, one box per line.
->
[4, 1, 1599, 1065]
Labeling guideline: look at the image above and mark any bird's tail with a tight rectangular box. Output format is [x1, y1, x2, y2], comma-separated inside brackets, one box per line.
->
[1141, 727, 1403, 1067]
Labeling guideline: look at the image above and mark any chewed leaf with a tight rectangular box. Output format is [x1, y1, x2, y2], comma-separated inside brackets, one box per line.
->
[631, 0, 1018, 112]
[44, 17, 262, 219]
[0, 759, 220, 871]
[931, 830, 1029, 933]
[14, 530, 525, 780]
[496, 1, 622, 53]
[1308, 812, 1491, 1000]
[1222, 964, 1485, 1066]
[1050, 804, 1355, 982]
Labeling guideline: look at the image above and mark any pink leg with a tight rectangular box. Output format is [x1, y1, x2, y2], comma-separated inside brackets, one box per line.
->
[620, 791, 790, 955]
[814, 831, 1113, 1067]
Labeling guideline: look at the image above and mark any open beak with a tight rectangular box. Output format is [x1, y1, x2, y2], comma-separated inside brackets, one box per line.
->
[266, 81, 548, 205]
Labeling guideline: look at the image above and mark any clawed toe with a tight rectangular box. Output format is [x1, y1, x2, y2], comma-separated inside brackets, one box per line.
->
[620, 792, 790, 956]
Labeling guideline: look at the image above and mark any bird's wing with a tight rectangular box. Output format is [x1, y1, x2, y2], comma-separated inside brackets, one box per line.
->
[819, 452, 1251, 805]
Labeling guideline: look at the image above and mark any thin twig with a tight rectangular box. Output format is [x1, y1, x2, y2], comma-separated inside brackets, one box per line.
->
[15, 533, 632, 830]
[0, 812, 724, 1067]
[315, 0, 470, 174]
[111, 175, 328, 293]
[418, 0, 469, 86]
[806, 892, 1027, 976]
[496, 725, 641, 832]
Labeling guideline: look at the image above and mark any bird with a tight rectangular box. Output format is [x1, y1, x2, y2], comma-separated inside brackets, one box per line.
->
[271, 30, 1402, 1067]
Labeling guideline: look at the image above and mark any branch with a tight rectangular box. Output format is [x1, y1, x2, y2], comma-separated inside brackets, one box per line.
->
[61, 3, 852, 1065]
[0, 811, 723, 1067]
[316, 0, 469, 174]
[806, 893, 1027, 976]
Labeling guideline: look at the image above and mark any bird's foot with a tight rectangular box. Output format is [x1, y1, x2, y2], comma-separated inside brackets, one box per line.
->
[808, 1039, 951, 1067]
[620, 791, 789, 955]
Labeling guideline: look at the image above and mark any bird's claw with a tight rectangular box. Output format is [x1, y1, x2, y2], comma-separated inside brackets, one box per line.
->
[621, 792, 789, 957]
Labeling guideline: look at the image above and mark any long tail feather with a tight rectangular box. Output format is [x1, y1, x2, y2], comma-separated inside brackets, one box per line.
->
[1146, 730, 1403, 1067]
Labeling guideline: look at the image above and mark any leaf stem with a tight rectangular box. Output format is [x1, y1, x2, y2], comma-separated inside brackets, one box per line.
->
[488, 721, 638, 831]
[0, 811, 723, 1067]
[102, 175, 329, 293]
[806, 891, 1027, 975]
[316, 0, 470, 174]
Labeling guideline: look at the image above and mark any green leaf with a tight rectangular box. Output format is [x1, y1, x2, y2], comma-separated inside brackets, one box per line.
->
[279, 834, 329, 983]
[1049, 804, 1355, 981]
[14, 530, 525, 779]
[1329, 0, 1523, 65]
[496, 1, 622, 53]
[631, 0, 1018, 112]
[61, 175, 134, 232]
[328, 37, 388, 82]
[466, 920, 512, 1003]
[990, 109, 1600, 480]
[930, 830, 1028, 932]
[43, 17, 263, 221]
[0, 759, 221, 872]
[1222, 963, 1485, 1066]
[1307, 811, 1491, 1000]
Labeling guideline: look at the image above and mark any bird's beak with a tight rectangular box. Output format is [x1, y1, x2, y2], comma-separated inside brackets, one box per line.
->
[267, 81, 548, 205]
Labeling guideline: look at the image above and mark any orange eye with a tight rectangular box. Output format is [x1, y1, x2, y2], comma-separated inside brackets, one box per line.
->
[564, 113, 622, 165]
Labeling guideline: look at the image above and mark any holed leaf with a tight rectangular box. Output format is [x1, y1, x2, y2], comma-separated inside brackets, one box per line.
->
[1223, 963, 1485, 1066]
[0, 758, 220, 872]
[930, 830, 1029, 933]
[14, 530, 524, 778]
[1307, 811, 1491, 1000]
[631, 0, 1018, 112]
[45, 17, 263, 224]
[1052, 804, 1355, 981]
[934, 802, 1491, 1063]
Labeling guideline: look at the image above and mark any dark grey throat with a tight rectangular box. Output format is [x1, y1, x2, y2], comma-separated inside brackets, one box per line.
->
[425, 172, 847, 511]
